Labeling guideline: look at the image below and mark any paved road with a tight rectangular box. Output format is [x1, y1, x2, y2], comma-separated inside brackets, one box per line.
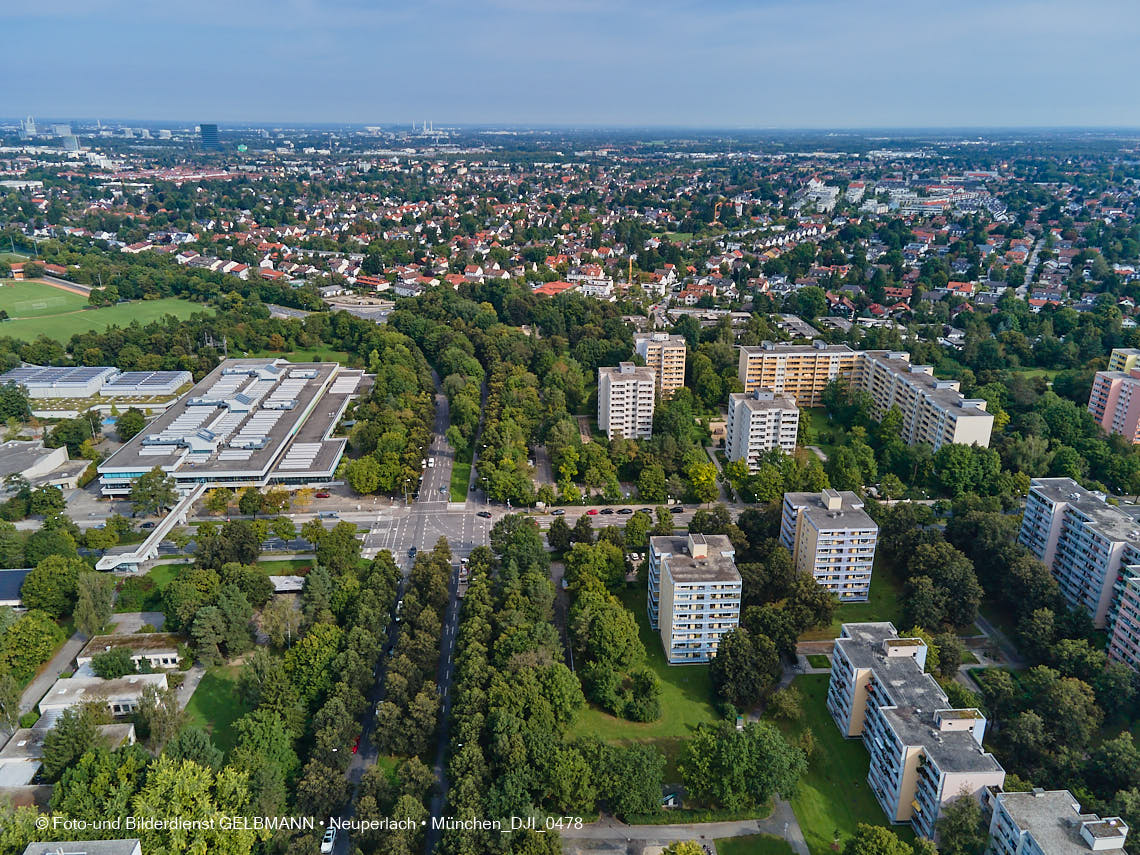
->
[561, 798, 808, 855]
[423, 558, 462, 854]
[19, 632, 87, 716]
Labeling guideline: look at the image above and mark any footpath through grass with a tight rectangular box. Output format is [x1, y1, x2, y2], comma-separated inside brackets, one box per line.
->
[184, 665, 249, 755]
[764, 675, 914, 855]
[716, 834, 796, 855]
[565, 585, 718, 780]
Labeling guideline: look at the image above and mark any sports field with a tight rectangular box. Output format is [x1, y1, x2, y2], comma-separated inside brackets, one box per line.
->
[0, 280, 207, 340]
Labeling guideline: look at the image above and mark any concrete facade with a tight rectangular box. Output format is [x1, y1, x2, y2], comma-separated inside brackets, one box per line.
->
[737, 341, 859, 407]
[780, 489, 878, 602]
[598, 362, 656, 440]
[1087, 368, 1140, 444]
[725, 389, 799, 468]
[634, 332, 687, 399]
[985, 789, 1128, 855]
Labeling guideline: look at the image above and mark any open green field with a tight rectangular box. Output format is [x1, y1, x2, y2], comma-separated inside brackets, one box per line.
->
[765, 675, 914, 855]
[184, 665, 249, 756]
[113, 563, 181, 613]
[801, 562, 905, 640]
[0, 281, 207, 340]
[716, 834, 796, 855]
[807, 654, 830, 669]
[566, 586, 718, 780]
[0, 252, 29, 263]
[257, 558, 314, 573]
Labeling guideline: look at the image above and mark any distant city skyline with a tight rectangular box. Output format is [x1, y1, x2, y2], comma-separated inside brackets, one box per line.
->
[3, 0, 1139, 128]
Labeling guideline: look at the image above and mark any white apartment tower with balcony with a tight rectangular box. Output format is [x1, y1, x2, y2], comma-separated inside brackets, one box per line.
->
[725, 389, 799, 469]
[648, 533, 741, 664]
[598, 362, 656, 440]
[828, 623, 1005, 840]
[780, 489, 879, 601]
[985, 789, 1128, 855]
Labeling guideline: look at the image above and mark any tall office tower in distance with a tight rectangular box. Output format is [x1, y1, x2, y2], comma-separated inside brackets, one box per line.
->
[598, 362, 656, 440]
[633, 332, 687, 399]
[199, 123, 221, 151]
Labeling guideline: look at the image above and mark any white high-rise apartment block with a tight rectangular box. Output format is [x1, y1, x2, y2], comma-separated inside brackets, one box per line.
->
[598, 362, 656, 440]
[648, 533, 741, 664]
[634, 332, 687, 399]
[985, 789, 1128, 855]
[725, 389, 799, 469]
[780, 489, 878, 601]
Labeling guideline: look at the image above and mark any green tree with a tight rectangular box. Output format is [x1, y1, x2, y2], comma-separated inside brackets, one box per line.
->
[936, 794, 988, 855]
[679, 720, 806, 811]
[638, 464, 667, 502]
[74, 571, 115, 636]
[346, 455, 382, 494]
[709, 627, 781, 709]
[130, 466, 177, 516]
[238, 487, 264, 517]
[0, 609, 65, 682]
[116, 407, 147, 441]
[842, 824, 919, 855]
[42, 703, 109, 782]
[687, 461, 719, 505]
[20, 555, 85, 617]
[91, 647, 137, 678]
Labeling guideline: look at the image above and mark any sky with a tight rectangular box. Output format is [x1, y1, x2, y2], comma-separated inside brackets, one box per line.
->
[3, 0, 1139, 129]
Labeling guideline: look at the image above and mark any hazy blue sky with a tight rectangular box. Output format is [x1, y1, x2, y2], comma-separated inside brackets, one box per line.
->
[3, 0, 1138, 128]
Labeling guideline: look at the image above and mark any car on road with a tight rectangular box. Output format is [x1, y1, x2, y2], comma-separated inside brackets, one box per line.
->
[428, 457, 435, 468]
[438, 487, 447, 494]
[670, 505, 684, 513]
[408, 547, 417, 558]
[320, 827, 336, 854]
[639, 508, 653, 514]
[352, 735, 361, 754]
[586, 508, 599, 515]
[551, 508, 565, 515]
[477, 510, 492, 518]
[600, 508, 615, 515]
[319, 511, 339, 519]
[315, 491, 331, 498]
[618, 508, 633, 514]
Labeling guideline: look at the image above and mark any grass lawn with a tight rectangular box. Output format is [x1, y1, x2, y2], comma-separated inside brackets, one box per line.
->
[765, 675, 914, 855]
[0, 252, 29, 262]
[801, 408, 840, 459]
[807, 654, 830, 669]
[113, 563, 181, 612]
[1009, 367, 1059, 381]
[450, 445, 473, 502]
[716, 834, 796, 855]
[800, 562, 905, 640]
[184, 665, 249, 756]
[256, 558, 314, 573]
[960, 649, 979, 665]
[565, 585, 718, 780]
[0, 282, 207, 340]
[249, 347, 351, 363]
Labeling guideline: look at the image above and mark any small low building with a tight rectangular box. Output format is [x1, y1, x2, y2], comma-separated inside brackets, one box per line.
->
[0, 723, 135, 787]
[37, 673, 167, 724]
[0, 440, 80, 489]
[76, 633, 183, 671]
[23, 841, 142, 855]
[0, 568, 32, 607]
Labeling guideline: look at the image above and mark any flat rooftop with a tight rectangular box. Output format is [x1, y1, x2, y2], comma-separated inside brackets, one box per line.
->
[23, 841, 141, 855]
[740, 341, 857, 356]
[785, 490, 878, 531]
[729, 390, 798, 412]
[1030, 477, 1140, 545]
[97, 359, 363, 489]
[39, 673, 167, 707]
[651, 534, 740, 584]
[863, 351, 992, 417]
[997, 790, 1128, 854]
[0, 441, 63, 479]
[77, 632, 182, 660]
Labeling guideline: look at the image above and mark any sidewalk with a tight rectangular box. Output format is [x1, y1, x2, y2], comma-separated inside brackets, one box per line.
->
[19, 632, 87, 716]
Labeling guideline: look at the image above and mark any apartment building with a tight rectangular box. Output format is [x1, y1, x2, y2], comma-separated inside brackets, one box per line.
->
[1107, 347, 1140, 373]
[1087, 368, 1140, 444]
[780, 489, 878, 601]
[737, 341, 859, 406]
[853, 351, 994, 450]
[736, 344, 992, 448]
[828, 623, 1005, 840]
[634, 332, 687, 399]
[648, 533, 741, 664]
[1018, 478, 1140, 628]
[1107, 569, 1140, 671]
[984, 789, 1128, 855]
[598, 362, 656, 440]
[725, 388, 799, 468]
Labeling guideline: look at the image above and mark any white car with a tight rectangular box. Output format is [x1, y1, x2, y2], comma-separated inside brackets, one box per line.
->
[428, 457, 436, 468]
[320, 826, 336, 854]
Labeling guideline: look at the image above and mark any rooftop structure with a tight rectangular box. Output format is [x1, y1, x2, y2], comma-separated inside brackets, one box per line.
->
[828, 623, 1004, 839]
[37, 673, 168, 725]
[97, 359, 364, 496]
[737, 341, 859, 407]
[0, 366, 118, 398]
[76, 633, 184, 672]
[987, 789, 1128, 855]
[22, 841, 142, 855]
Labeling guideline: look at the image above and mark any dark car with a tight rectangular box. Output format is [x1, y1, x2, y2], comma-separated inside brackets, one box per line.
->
[439, 487, 447, 494]
[617, 508, 634, 515]
[408, 546, 417, 558]
[670, 505, 684, 513]
[140, 521, 156, 529]
[600, 508, 615, 515]
[551, 508, 566, 516]
[639, 508, 653, 514]
[477, 510, 492, 519]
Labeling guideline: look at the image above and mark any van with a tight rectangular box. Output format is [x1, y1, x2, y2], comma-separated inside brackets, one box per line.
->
[320, 826, 336, 854]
